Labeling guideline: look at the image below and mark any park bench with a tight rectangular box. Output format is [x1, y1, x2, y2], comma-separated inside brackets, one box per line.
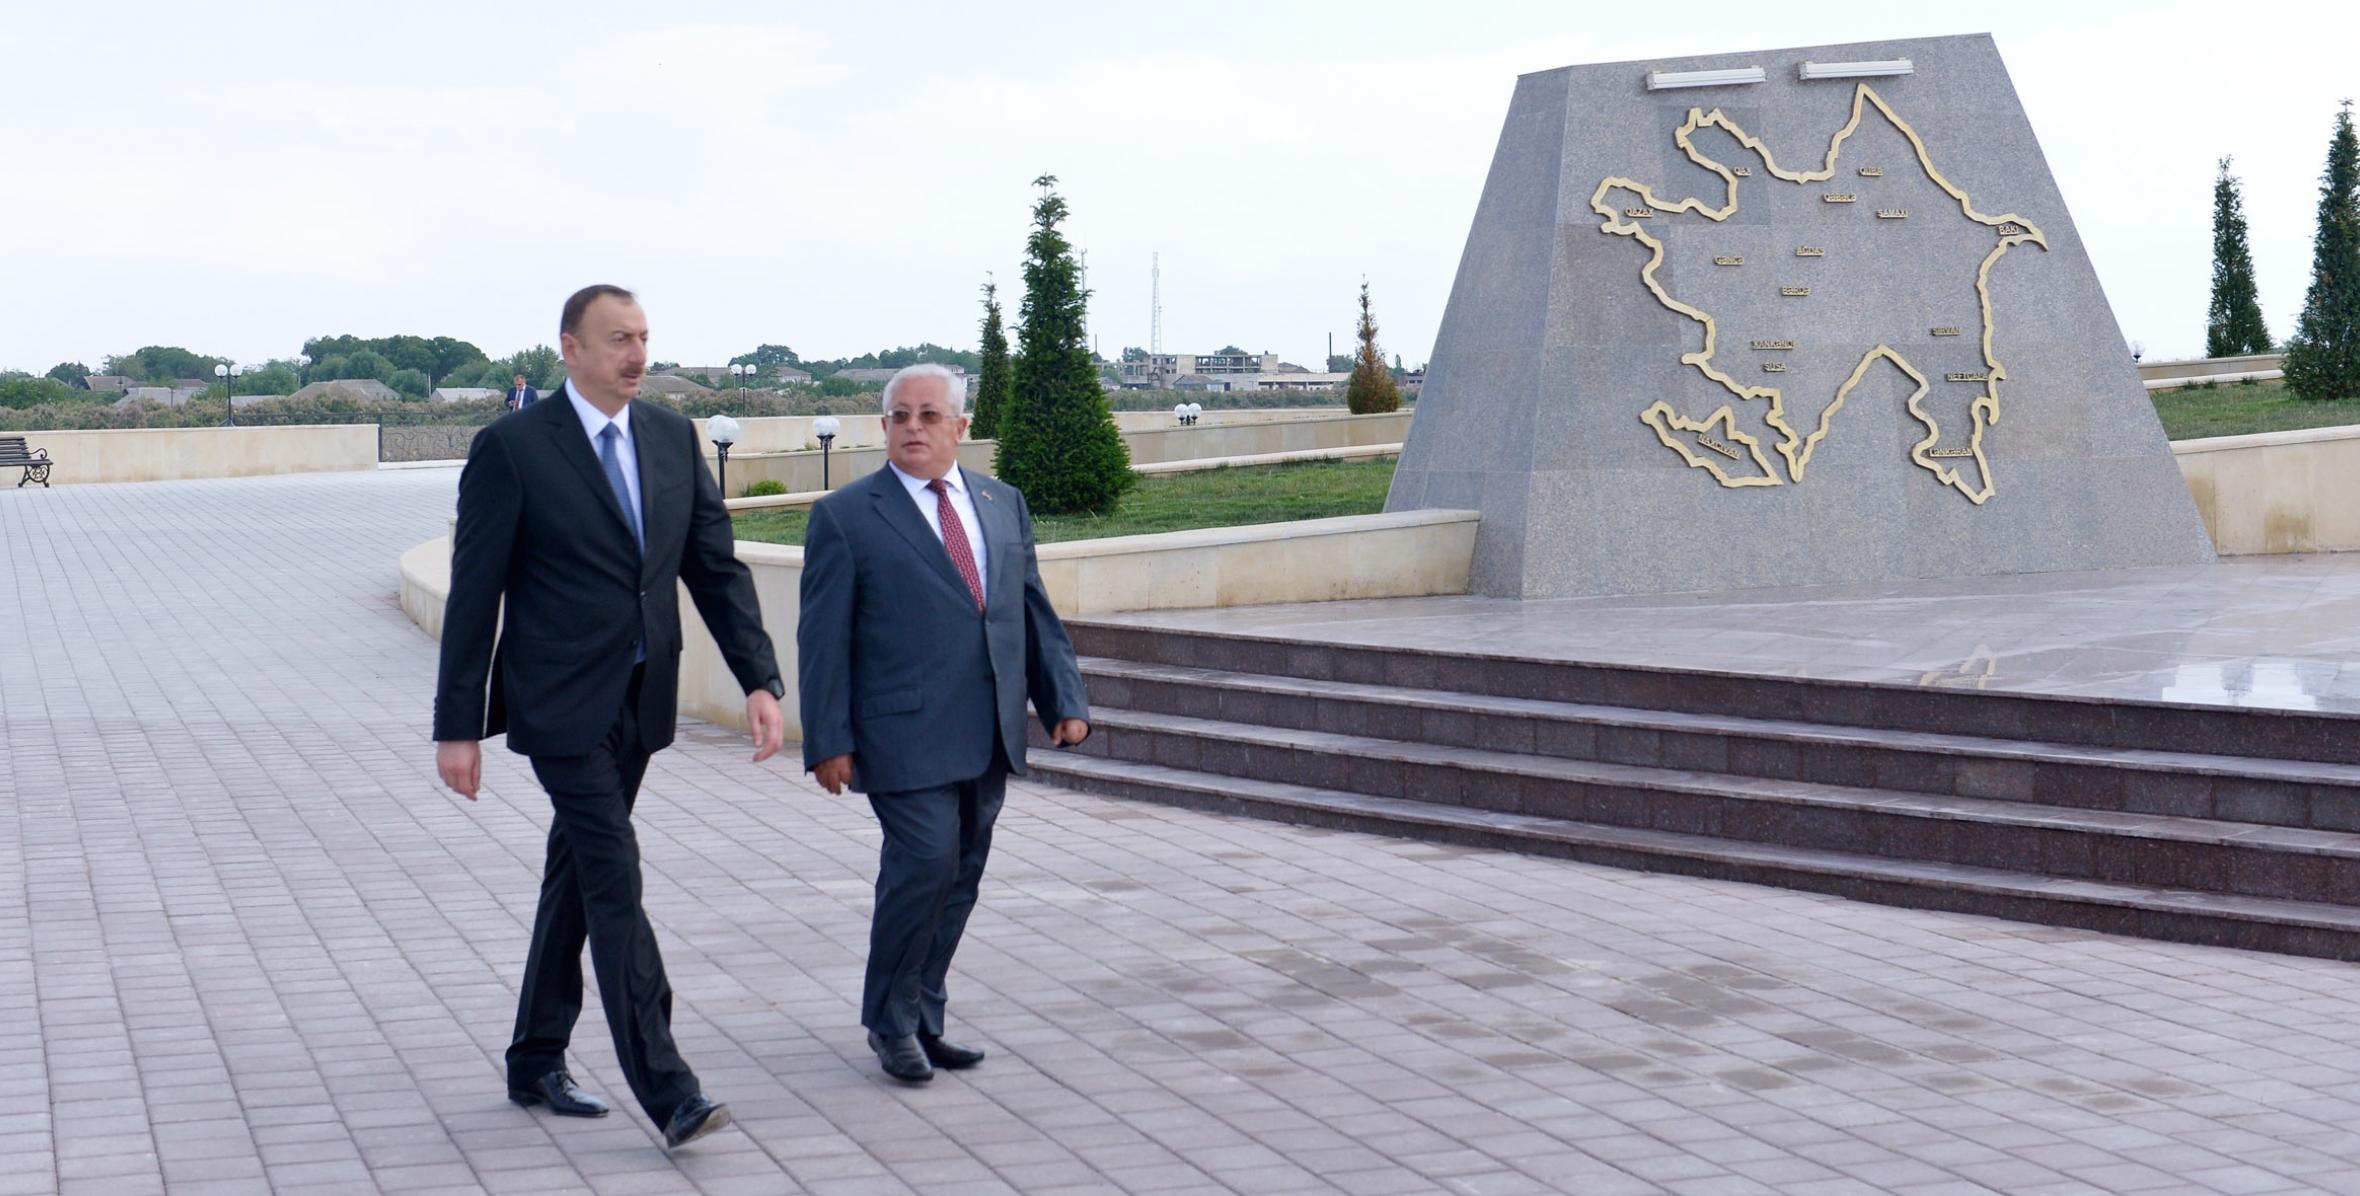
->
[0, 436, 53, 488]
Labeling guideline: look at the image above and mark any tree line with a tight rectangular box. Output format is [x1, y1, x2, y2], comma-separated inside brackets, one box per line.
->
[2210, 100, 2360, 399]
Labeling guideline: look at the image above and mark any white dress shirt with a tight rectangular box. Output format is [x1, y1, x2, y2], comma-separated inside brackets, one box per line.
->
[565, 379, 641, 521]
[888, 461, 987, 600]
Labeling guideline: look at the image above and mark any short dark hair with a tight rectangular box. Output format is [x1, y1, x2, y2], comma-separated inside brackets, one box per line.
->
[560, 284, 636, 338]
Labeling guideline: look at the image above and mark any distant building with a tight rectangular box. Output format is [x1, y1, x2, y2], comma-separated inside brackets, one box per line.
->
[835, 363, 962, 386]
[84, 375, 133, 395]
[1251, 371, 1349, 392]
[428, 387, 501, 404]
[661, 366, 738, 386]
[775, 366, 813, 384]
[1116, 350, 1345, 393]
[1116, 351, 1304, 390]
[637, 375, 715, 399]
[288, 379, 402, 404]
[114, 385, 210, 408]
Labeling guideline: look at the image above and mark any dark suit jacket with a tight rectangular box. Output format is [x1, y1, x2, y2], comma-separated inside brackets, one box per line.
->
[434, 392, 781, 758]
[797, 465, 1088, 794]
[506, 385, 539, 410]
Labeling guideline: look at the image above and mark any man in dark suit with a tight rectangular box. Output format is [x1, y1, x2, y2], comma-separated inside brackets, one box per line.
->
[506, 373, 540, 411]
[435, 284, 785, 1149]
[798, 363, 1090, 1084]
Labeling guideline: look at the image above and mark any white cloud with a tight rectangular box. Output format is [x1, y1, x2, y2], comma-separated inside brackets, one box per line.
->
[1, 1, 2355, 371]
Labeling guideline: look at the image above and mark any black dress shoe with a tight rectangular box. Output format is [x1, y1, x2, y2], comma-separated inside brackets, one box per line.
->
[507, 1071, 609, 1118]
[867, 1030, 934, 1083]
[918, 1032, 985, 1070]
[662, 1095, 732, 1150]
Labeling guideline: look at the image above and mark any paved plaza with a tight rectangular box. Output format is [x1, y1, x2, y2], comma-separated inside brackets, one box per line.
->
[9, 470, 2360, 1196]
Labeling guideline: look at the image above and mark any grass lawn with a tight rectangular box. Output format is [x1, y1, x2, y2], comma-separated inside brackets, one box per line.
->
[731, 456, 1398, 547]
[2151, 378, 2360, 440]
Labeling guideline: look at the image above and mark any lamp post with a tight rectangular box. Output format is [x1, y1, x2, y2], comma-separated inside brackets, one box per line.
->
[728, 362, 747, 399]
[813, 415, 840, 490]
[213, 362, 244, 426]
[709, 414, 740, 499]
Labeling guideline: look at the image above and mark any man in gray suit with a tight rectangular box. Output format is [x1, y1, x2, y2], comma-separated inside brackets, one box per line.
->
[797, 363, 1090, 1083]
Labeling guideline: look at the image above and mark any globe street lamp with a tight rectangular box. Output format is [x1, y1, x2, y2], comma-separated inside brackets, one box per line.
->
[728, 362, 748, 399]
[813, 415, 840, 490]
[708, 414, 741, 498]
[214, 362, 245, 426]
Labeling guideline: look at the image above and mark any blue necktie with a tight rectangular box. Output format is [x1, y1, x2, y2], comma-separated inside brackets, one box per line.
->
[599, 423, 646, 663]
[598, 424, 644, 554]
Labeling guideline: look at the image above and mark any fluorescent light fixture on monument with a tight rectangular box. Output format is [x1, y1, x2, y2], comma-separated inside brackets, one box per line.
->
[1644, 66, 1765, 91]
[1799, 58, 1914, 80]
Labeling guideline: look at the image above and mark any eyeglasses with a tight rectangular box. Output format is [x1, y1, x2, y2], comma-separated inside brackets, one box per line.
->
[887, 409, 956, 427]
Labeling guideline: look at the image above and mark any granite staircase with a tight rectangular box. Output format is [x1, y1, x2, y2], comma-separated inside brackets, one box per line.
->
[1031, 618, 2360, 960]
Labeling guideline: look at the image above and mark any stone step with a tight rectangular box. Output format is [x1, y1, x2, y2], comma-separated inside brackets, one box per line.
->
[1064, 620, 2360, 765]
[1030, 752, 2360, 962]
[1068, 707, 2360, 906]
[1077, 657, 2360, 830]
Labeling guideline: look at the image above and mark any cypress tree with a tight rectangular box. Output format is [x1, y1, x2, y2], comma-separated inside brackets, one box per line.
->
[997, 175, 1134, 514]
[972, 277, 1011, 440]
[2206, 156, 2273, 357]
[1345, 280, 1402, 414]
[2285, 101, 2360, 400]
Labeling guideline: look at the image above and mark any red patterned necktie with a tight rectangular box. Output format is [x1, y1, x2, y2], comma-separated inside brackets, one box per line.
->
[927, 478, 985, 611]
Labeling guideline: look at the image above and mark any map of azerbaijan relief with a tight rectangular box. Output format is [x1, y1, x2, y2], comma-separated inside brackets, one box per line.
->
[1592, 83, 2046, 504]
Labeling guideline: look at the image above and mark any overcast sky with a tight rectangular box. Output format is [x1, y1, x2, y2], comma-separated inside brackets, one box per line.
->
[0, 0, 2350, 374]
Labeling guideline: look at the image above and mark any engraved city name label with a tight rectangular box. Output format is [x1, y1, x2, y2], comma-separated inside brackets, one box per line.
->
[1877, 209, 1910, 219]
[1713, 256, 1744, 266]
[1732, 166, 1753, 177]
[1795, 247, 1826, 256]
[1750, 340, 1796, 350]
[1927, 448, 1976, 458]
[1997, 222, 2025, 235]
[1696, 435, 1743, 461]
[1858, 166, 1885, 177]
[1946, 372, 1990, 382]
[1930, 327, 1962, 336]
[1780, 286, 1811, 296]
[1624, 207, 1656, 218]
[1761, 363, 1788, 373]
[1823, 193, 1857, 203]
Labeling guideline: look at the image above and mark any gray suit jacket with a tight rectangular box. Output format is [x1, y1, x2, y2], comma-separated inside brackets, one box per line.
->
[796, 465, 1089, 794]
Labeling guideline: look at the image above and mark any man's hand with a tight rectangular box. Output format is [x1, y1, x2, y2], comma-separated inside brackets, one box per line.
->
[1051, 719, 1090, 748]
[437, 740, 482, 801]
[812, 754, 854, 795]
[746, 689, 785, 762]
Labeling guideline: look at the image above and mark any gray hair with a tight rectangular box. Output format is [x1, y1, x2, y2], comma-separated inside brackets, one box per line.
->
[880, 363, 968, 415]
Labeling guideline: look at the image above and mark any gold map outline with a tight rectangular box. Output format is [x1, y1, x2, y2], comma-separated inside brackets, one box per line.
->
[1590, 82, 2050, 503]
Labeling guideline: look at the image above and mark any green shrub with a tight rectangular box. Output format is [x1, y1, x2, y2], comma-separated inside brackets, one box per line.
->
[743, 479, 786, 498]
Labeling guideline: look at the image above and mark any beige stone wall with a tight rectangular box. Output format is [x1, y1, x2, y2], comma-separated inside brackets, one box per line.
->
[720, 442, 998, 496]
[1120, 412, 1412, 465]
[403, 509, 1481, 739]
[15, 425, 379, 485]
[2174, 425, 2360, 555]
[691, 406, 1358, 462]
[708, 412, 1411, 497]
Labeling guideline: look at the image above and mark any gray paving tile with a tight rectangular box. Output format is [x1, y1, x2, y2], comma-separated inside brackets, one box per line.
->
[3, 469, 2360, 1195]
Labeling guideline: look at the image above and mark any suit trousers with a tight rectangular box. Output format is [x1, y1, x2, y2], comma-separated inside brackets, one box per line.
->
[863, 768, 1007, 1039]
[507, 667, 698, 1124]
